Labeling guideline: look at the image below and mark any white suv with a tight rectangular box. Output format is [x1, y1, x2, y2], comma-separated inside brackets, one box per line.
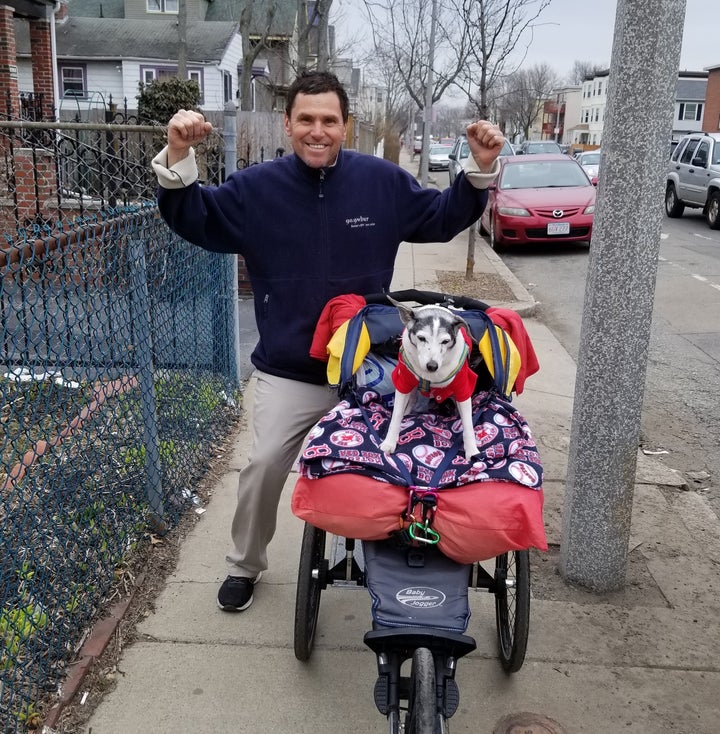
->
[665, 132, 720, 229]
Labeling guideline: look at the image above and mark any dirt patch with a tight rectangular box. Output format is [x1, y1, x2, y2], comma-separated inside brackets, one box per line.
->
[42, 414, 245, 733]
[530, 546, 669, 608]
[435, 269, 517, 303]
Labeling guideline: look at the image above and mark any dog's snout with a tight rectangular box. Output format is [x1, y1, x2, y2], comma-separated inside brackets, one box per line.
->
[426, 361, 438, 372]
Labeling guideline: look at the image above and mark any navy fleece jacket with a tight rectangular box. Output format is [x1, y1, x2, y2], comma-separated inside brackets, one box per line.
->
[153, 147, 493, 385]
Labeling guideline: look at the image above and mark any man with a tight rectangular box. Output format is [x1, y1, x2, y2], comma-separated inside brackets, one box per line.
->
[152, 70, 505, 612]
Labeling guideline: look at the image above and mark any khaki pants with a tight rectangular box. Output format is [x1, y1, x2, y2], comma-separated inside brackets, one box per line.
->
[225, 371, 339, 578]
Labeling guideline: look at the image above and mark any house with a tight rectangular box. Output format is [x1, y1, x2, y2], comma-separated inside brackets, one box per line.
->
[7, 0, 301, 122]
[671, 70, 708, 141]
[540, 86, 582, 145]
[703, 64, 720, 133]
[0, 0, 57, 119]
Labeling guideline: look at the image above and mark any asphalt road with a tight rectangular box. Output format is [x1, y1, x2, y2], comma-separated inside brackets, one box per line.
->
[496, 209, 720, 516]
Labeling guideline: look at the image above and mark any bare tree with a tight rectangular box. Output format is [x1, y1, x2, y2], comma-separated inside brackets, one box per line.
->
[499, 63, 558, 140]
[362, 0, 470, 119]
[452, 0, 552, 120]
[238, 0, 278, 111]
[177, 0, 187, 80]
[295, 0, 334, 72]
[568, 59, 606, 85]
[360, 42, 416, 162]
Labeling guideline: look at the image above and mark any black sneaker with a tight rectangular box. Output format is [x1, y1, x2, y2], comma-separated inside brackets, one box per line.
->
[217, 572, 263, 612]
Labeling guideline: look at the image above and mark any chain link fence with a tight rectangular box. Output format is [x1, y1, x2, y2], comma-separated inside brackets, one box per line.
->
[1, 118, 242, 730]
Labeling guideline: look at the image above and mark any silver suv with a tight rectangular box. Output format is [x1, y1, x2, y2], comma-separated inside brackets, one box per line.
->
[665, 132, 720, 229]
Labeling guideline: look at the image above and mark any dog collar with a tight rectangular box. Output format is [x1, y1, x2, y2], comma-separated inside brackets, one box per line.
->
[399, 341, 470, 394]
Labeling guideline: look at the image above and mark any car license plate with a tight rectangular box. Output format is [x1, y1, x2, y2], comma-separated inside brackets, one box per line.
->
[547, 222, 570, 235]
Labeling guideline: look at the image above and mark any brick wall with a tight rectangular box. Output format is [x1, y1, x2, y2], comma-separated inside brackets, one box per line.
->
[29, 18, 54, 119]
[703, 69, 720, 133]
[237, 257, 252, 296]
[0, 5, 20, 118]
[14, 148, 58, 224]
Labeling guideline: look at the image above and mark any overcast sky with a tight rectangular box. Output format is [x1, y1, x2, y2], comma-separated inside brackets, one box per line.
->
[525, 0, 718, 76]
[335, 0, 719, 80]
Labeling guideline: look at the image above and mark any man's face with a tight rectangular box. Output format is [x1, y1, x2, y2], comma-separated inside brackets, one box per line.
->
[284, 92, 347, 168]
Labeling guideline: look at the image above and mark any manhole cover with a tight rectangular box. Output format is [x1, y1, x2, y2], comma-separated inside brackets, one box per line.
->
[493, 712, 568, 734]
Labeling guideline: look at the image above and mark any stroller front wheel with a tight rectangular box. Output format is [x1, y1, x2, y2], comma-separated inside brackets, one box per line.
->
[294, 523, 327, 661]
[495, 549, 530, 673]
[405, 647, 442, 734]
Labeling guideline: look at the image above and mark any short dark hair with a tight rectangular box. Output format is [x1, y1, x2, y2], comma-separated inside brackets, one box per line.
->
[285, 70, 349, 123]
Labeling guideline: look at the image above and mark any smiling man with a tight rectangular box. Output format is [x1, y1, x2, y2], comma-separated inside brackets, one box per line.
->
[151, 70, 505, 614]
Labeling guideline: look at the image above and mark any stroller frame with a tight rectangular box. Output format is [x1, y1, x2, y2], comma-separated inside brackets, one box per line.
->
[293, 290, 533, 733]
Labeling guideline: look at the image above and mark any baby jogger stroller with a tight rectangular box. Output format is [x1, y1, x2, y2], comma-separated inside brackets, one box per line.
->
[291, 289, 548, 733]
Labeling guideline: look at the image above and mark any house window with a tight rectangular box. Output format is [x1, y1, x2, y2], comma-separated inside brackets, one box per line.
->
[678, 102, 703, 121]
[223, 72, 233, 103]
[140, 66, 204, 102]
[147, 0, 178, 12]
[60, 65, 86, 98]
[597, 81, 603, 95]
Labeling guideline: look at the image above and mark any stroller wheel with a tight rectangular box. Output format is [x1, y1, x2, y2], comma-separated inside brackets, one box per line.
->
[405, 647, 441, 734]
[494, 549, 530, 673]
[294, 523, 327, 661]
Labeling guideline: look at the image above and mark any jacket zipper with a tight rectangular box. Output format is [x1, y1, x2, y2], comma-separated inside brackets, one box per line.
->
[318, 169, 325, 198]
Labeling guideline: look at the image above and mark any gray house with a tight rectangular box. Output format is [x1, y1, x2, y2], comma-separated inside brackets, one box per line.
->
[13, 0, 299, 120]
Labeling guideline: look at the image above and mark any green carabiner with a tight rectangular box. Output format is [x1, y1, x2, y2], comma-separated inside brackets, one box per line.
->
[408, 522, 440, 545]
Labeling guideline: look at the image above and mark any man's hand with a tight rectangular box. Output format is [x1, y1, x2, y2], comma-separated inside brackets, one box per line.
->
[167, 109, 213, 166]
[465, 121, 506, 173]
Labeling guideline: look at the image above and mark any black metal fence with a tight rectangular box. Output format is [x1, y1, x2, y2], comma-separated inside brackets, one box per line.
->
[0, 115, 241, 730]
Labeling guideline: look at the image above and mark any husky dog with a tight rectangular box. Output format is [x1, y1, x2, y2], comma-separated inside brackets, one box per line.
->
[379, 298, 480, 460]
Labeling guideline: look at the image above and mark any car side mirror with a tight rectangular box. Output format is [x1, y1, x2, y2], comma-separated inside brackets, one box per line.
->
[448, 153, 456, 160]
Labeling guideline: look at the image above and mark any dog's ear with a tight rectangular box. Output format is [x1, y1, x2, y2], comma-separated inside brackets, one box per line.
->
[453, 314, 472, 339]
[387, 295, 416, 326]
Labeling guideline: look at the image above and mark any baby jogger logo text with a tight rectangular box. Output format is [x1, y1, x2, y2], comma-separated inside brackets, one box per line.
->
[346, 215, 375, 229]
[396, 587, 446, 608]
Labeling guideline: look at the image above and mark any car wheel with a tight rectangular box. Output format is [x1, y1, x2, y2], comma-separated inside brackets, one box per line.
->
[489, 215, 504, 252]
[665, 183, 685, 218]
[705, 190, 720, 230]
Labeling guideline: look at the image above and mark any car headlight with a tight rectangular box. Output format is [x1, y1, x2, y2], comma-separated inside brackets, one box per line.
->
[584, 205, 595, 214]
[497, 206, 530, 216]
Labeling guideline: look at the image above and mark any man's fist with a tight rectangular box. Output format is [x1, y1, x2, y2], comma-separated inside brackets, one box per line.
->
[465, 121, 506, 173]
[167, 109, 213, 166]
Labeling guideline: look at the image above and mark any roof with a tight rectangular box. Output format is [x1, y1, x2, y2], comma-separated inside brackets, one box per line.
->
[15, 17, 239, 61]
[5, 0, 56, 19]
[204, 0, 296, 36]
[66, 0, 295, 36]
[67, 0, 124, 17]
[675, 77, 707, 102]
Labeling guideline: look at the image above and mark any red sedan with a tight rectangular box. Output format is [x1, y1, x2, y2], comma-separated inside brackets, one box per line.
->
[479, 154, 596, 250]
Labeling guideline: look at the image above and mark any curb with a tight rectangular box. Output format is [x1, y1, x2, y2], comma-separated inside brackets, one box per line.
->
[42, 573, 146, 732]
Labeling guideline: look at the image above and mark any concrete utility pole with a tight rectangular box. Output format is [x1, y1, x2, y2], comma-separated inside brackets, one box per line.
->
[559, 0, 686, 591]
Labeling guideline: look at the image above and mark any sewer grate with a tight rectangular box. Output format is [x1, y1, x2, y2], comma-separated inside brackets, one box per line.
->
[493, 712, 568, 734]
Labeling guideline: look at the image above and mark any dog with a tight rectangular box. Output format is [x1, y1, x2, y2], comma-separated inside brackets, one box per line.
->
[378, 298, 480, 460]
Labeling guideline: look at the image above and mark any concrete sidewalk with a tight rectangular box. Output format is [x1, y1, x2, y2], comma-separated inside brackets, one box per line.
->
[75, 157, 720, 734]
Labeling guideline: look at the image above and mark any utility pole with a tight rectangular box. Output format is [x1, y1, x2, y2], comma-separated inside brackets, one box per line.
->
[559, 0, 687, 591]
[419, 0, 437, 187]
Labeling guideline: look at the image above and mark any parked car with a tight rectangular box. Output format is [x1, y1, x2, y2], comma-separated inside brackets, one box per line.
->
[665, 132, 720, 229]
[478, 154, 596, 250]
[428, 144, 453, 171]
[413, 136, 423, 154]
[447, 134, 514, 185]
[576, 150, 601, 185]
[516, 140, 563, 155]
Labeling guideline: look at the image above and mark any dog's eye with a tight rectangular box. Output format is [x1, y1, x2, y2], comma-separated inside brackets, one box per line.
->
[416, 335, 427, 343]
[441, 338, 451, 346]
